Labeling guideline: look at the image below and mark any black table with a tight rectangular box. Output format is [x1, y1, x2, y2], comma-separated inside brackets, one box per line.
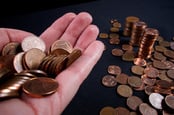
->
[0, 0, 174, 114]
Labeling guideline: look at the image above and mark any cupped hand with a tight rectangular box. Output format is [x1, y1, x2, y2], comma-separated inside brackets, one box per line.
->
[0, 12, 104, 115]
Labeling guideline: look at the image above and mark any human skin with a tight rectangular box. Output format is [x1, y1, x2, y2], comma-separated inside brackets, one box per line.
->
[0, 12, 104, 115]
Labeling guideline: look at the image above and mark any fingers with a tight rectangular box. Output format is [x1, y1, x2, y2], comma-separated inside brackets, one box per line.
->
[74, 24, 99, 52]
[0, 28, 34, 52]
[59, 12, 93, 47]
[56, 41, 104, 110]
[40, 12, 76, 50]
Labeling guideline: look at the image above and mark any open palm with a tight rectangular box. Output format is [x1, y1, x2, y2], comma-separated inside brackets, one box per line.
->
[0, 12, 104, 115]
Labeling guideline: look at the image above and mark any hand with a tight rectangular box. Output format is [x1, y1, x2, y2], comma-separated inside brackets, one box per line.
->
[0, 12, 104, 115]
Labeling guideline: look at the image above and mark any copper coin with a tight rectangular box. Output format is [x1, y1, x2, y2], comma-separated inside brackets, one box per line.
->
[24, 48, 46, 70]
[127, 76, 143, 88]
[100, 106, 115, 115]
[1, 42, 22, 56]
[21, 35, 46, 52]
[115, 73, 128, 85]
[50, 49, 70, 56]
[156, 80, 171, 89]
[122, 50, 136, 61]
[126, 95, 143, 111]
[165, 95, 174, 109]
[153, 60, 169, 70]
[139, 103, 158, 115]
[110, 27, 120, 32]
[102, 75, 117, 87]
[131, 65, 144, 75]
[114, 106, 130, 115]
[112, 22, 121, 28]
[107, 65, 121, 75]
[166, 69, 174, 80]
[144, 85, 155, 95]
[117, 84, 133, 98]
[153, 51, 166, 61]
[133, 58, 147, 66]
[149, 92, 164, 109]
[50, 39, 73, 53]
[66, 49, 82, 68]
[144, 66, 159, 78]
[126, 16, 140, 24]
[22, 77, 58, 97]
[112, 48, 124, 56]
[154, 45, 167, 53]
[141, 74, 156, 86]
[158, 70, 173, 82]
[163, 49, 174, 59]
[109, 37, 120, 44]
[122, 44, 133, 51]
[159, 40, 170, 47]
[109, 33, 119, 39]
[99, 33, 109, 39]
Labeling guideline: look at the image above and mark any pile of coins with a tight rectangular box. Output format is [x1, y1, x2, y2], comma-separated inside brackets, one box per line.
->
[0, 35, 81, 100]
[99, 16, 174, 115]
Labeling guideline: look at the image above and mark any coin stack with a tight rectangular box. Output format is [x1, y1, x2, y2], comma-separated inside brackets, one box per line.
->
[0, 35, 82, 100]
[137, 28, 159, 59]
[123, 16, 140, 37]
[129, 21, 147, 46]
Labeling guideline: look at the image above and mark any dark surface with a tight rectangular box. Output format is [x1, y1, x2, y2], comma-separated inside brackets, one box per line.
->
[0, 0, 174, 115]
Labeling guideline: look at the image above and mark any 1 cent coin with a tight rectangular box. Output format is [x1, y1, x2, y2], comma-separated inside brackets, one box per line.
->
[22, 77, 58, 97]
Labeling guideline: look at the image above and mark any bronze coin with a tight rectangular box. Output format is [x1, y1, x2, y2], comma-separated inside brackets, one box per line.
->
[50, 39, 73, 54]
[122, 44, 133, 51]
[165, 95, 174, 109]
[66, 49, 82, 68]
[144, 85, 155, 95]
[158, 70, 173, 82]
[21, 35, 46, 52]
[152, 60, 170, 70]
[22, 77, 58, 97]
[99, 106, 115, 115]
[163, 49, 174, 59]
[99, 33, 109, 39]
[117, 84, 133, 98]
[133, 58, 147, 66]
[127, 76, 143, 88]
[114, 106, 130, 115]
[102, 75, 117, 87]
[141, 74, 156, 86]
[115, 73, 128, 85]
[107, 65, 121, 75]
[122, 50, 136, 61]
[109, 37, 120, 44]
[139, 103, 158, 115]
[131, 65, 144, 75]
[158, 40, 170, 47]
[110, 27, 120, 32]
[112, 48, 124, 56]
[144, 66, 159, 78]
[23, 48, 46, 70]
[153, 51, 166, 61]
[154, 45, 167, 53]
[156, 80, 171, 89]
[166, 69, 174, 80]
[149, 92, 164, 109]
[109, 33, 119, 39]
[126, 95, 143, 111]
[1, 42, 21, 56]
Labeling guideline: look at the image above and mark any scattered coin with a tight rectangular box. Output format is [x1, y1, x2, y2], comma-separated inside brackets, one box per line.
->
[131, 65, 144, 75]
[115, 106, 130, 115]
[100, 106, 115, 115]
[117, 84, 133, 98]
[139, 103, 158, 115]
[102, 75, 117, 87]
[126, 95, 143, 111]
[107, 65, 121, 75]
[165, 95, 174, 109]
[99, 33, 109, 39]
[112, 48, 124, 56]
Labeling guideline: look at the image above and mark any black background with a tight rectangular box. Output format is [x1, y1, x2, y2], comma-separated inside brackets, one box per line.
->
[0, 0, 174, 114]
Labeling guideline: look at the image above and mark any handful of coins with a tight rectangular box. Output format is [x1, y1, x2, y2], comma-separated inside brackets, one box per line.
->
[0, 35, 82, 100]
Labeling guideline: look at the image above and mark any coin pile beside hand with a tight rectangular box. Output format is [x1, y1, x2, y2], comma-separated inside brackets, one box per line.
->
[0, 35, 82, 100]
